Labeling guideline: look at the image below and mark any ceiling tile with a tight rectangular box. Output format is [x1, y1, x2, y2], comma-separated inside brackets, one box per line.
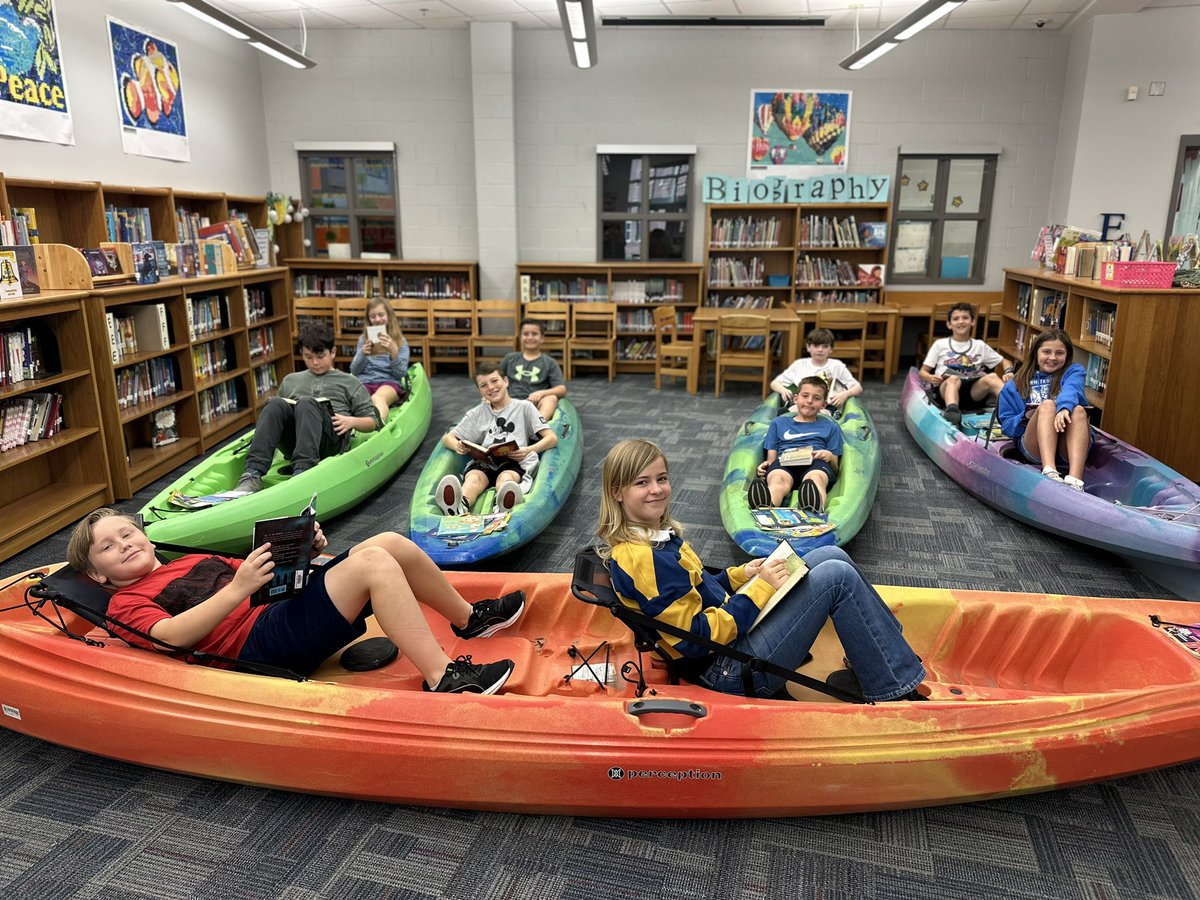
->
[662, 0, 747, 14]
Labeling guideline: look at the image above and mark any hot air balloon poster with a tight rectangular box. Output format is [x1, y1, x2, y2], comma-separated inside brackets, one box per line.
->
[0, 0, 74, 145]
[107, 17, 189, 162]
[747, 90, 851, 178]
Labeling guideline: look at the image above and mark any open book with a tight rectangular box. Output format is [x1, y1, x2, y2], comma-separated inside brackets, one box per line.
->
[250, 493, 317, 606]
[743, 541, 810, 632]
[461, 438, 519, 462]
[282, 396, 335, 416]
[778, 447, 813, 466]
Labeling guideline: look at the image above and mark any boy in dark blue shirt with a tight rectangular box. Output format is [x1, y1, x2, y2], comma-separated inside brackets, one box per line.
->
[754, 376, 843, 512]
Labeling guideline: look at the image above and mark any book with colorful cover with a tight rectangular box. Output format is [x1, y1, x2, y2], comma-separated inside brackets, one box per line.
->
[436, 512, 511, 537]
[857, 221, 887, 249]
[251, 494, 318, 605]
[745, 541, 811, 631]
[0, 246, 40, 294]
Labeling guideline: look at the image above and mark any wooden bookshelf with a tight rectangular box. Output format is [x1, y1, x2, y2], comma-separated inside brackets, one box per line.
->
[1002, 267, 1200, 480]
[703, 201, 891, 309]
[0, 292, 112, 562]
[517, 262, 703, 372]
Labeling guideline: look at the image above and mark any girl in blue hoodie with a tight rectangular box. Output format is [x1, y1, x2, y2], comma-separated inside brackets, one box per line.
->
[998, 329, 1092, 491]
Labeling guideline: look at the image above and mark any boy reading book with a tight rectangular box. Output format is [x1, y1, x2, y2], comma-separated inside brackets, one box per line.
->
[769, 328, 863, 411]
[251, 494, 317, 605]
[236, 323, 380, 494]
[436, 363, 557, 516]
[68, 508, 525, 693]
[754, 376, 843, 513]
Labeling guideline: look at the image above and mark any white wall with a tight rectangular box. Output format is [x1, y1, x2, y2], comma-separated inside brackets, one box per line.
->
[259, 29, 480, 261]
[1060, 8, 1200, 239]
[0, 0, 269, 193]
[514, 28, 1069, 289]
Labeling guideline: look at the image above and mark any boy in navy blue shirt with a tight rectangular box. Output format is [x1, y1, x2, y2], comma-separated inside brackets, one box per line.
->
[754, 376, 843, 512]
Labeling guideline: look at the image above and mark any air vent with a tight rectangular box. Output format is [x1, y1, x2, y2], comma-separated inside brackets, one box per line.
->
[601, 16, 827, 27]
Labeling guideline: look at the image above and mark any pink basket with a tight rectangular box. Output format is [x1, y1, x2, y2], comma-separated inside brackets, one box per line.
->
[1099, 260, 1177, 289]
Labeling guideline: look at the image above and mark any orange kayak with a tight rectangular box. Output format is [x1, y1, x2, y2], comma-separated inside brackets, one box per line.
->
[3, 566, 1199, 818]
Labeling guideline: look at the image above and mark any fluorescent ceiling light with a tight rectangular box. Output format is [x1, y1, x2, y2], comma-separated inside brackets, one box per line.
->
[839, 0, 966, 70]
[557, 0, 597, 68]
[166, 0, 316, 68]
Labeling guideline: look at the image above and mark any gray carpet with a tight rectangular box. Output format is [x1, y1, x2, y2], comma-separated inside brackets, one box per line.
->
[1, 372, 1195, 899]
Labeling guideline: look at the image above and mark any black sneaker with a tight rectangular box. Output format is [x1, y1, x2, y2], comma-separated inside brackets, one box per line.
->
[747, 476, 772, 510]
[826, 668, 927, 702]
[799, 479, 823, 513]
[944, 404, 962, 427]
[452, 590, 526, 639]
[424, 655, 515, 694]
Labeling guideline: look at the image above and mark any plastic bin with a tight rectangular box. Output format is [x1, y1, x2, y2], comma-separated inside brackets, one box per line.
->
[1099, 261, 1176, 289]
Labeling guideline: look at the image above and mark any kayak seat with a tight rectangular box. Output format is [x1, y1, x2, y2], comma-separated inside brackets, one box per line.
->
[570, 548, 856, 702]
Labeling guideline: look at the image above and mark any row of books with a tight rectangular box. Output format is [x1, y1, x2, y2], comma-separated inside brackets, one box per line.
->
[176, 208, 213, 244]
[617, 339, 656, 361]
[2, 326, 48, 386]
[384, 275, 473, 299]
[0, 208, 39, 245]
[710, 216, 783, 248]
[521, 276, 609, 303]
[708, 294, 771, 309]
[199, 380, 242, 424]
[613, 310, 694, 333]
[105, 205, 154, 244]
[1035, 289, 1067, 328]
[798, 217, 886, 249]
[197, 220, 261, 268]
[1084, 302, 1117, 347]
[1, 392, 63, 452]
[794, 291, 881, 304]
[1016, 282, 1033, 320]
[187, 295, 229, 340]
[1085, 354, 1109, 393]
[193, 339, 234, 384]
[248, 326, 276, 360]
[253, 363, 278, 396]
[294, 273, 380, 298]
[795, 257, 885, 288]
[246, 286, 273, 323]
[707, 257, 765, 288]
[611, 279, 686, 303]
[116, 357, 178, 410]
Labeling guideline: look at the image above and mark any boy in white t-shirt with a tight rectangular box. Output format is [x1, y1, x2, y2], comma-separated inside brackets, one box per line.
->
[919, 302, 1014, 426]
[435, 364, 558, 516]
[769, 328, 863, 412]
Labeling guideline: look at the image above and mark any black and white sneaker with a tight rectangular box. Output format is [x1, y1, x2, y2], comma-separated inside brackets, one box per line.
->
[424, 655, 515, 695]
[435, 474, 467, 516]
[747, 476, 772, 510]
[452, 590, 526, 639]
[799, 479, 823, 513]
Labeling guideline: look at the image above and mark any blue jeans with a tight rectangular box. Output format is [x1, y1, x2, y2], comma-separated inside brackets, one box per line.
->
[697, 546, 925, 701]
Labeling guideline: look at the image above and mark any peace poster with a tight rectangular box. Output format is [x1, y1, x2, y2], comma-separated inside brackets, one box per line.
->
[0, 0, 74, 145]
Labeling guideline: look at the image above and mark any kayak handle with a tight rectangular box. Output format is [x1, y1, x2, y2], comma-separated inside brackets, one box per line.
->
[627, 699, 707, 719]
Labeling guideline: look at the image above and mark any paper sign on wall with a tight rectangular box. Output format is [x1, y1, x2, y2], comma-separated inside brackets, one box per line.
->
[702, 174, 891, 205]
[0, 0, 74, 145]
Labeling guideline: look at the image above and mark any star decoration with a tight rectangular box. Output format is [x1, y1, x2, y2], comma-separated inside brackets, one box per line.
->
[900, 174, 910, 187]
[951, 196, 963, 207]
[917, 179, 929, 192]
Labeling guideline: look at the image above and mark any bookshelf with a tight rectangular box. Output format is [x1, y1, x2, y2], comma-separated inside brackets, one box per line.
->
[516, 262, 703, 372]
[703, 201, 891, 309]
[286, 258, 479, 366]
[0, 292, 113, 562]
[1001, 268, 1200, 480]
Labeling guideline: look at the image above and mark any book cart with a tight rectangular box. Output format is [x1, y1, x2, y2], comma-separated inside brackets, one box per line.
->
[1000, 267, 1200, 481]
[516, 262, 703, 373]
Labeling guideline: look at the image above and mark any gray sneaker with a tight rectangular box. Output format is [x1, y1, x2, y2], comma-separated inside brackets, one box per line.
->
[236, 472, 263, 493]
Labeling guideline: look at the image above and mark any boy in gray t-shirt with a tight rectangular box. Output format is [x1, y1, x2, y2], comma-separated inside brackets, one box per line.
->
[436, 363, 558, 516]
[499, 319, 567, 421]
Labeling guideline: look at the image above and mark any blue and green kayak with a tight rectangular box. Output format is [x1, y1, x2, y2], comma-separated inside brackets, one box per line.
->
[140, 365, 432, 555]
[409, 398, 583, 565]
[719, 394, 881, 558]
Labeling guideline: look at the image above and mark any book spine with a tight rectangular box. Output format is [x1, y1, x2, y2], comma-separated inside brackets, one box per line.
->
[157, 303, 170, 348]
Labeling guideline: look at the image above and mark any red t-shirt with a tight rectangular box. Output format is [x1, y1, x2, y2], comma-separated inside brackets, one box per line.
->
[106, 555, 266, 663]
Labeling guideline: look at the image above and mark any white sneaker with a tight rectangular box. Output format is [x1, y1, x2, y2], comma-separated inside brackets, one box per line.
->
[1063, 475, 1085, 491]
[435, 474, 466, 516]
[494, 480, 524, 513]
[1041, 468, 1064, 483]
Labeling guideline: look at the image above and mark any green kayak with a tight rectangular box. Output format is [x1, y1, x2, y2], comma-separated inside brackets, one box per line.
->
[140, 364, 432, 555]
[719, 394, 880, 558]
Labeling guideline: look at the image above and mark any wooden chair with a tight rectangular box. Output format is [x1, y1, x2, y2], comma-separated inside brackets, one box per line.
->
[815, 308, 868, 380]
[714, 313, 772, 398]
[425, 299, 475, 376]
[522, 300, 569, 364]
[471, 298, 518, 370]
[388, 298, 431, 371]
[566, 301, 617, 381]
[653, 305, 700, 394]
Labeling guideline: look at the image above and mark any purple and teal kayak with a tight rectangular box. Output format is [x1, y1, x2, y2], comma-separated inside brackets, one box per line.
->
[901, 368, 1200, 599]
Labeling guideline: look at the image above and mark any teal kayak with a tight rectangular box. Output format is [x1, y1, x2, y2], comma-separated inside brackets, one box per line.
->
[141, 365, 432, 555]
[409, 398, 582, 565]
[719, 394, 881, 558]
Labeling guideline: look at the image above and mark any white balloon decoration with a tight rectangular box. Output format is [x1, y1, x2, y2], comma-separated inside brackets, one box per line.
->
[302, 238, 312, 248]
[284, 214, 293, 223]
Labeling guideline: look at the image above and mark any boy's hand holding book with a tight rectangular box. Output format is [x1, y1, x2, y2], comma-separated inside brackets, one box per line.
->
[233, 543, 276, 598]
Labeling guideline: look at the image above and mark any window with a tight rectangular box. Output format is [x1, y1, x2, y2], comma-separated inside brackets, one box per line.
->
[598, 150, 694, 262]
[298, 151, 399, 257]
[888, 153, 996, 285]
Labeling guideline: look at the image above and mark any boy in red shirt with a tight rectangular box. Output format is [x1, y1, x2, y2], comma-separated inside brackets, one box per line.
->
[67, 509, 522, 694]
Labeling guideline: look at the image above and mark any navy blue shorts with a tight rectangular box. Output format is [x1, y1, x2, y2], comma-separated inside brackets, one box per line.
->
[465, 457, 524, 486]
[767, 458, 838, 490]
[238, 549, 368, 676]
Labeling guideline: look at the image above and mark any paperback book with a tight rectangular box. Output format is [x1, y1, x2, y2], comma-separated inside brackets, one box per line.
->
[0, 246, 40, 295]
[745, 541, 810, 631]
[460, 438, 518, 462]
[436, 511, 511, 538]
[251, 493, 318, 606]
